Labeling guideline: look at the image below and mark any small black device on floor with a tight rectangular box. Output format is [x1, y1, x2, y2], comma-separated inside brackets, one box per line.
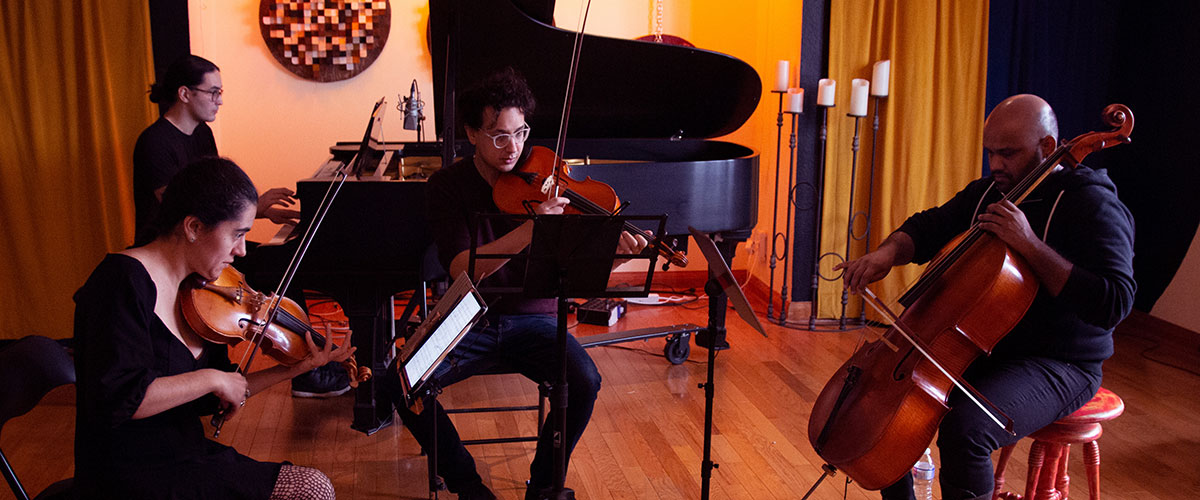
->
[576, 298, 625, 326]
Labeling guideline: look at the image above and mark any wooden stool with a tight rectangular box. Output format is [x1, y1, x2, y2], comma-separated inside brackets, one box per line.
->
[993, 387, 1124, 500]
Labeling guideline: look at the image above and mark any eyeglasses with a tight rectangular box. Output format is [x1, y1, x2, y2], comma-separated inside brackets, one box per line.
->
[188, 86, 223, 102]
[482, 124, 531, 149]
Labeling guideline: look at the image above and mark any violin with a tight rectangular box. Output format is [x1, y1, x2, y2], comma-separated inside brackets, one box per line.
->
[180, 266, 371, 386]
[493, 145, 689, 268]
[806, 104, 1134, 489]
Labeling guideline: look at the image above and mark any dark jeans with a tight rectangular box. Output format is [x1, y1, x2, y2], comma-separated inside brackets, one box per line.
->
[880, 356, 1101, 500]
[381, 313, 602, 492]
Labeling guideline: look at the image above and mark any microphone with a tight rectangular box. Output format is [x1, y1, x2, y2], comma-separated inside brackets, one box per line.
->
[402, 80, 424, 131]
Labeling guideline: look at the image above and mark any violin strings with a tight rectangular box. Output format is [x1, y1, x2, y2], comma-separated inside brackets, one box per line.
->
[558, 185, 655, 245]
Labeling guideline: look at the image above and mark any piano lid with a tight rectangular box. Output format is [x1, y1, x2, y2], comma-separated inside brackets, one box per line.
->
[429, 0, 762, 141]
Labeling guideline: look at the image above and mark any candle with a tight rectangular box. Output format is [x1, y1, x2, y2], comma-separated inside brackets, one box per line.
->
[849, 78, 869, 116]
[774, 60, 791, 92]
[871, 59, 891, 97]
[786, 88, 804, 113]
[817, 78, 836, 106]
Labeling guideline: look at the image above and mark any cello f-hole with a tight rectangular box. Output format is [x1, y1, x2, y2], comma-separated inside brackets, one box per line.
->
[893, 347, 916, 382]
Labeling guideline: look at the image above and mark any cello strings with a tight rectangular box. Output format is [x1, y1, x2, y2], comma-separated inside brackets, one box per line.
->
[899, 143, 1072, 306]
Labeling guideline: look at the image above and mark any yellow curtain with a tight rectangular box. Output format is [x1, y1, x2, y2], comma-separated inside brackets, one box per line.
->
[0, 0, 154, 339]
[818, 0, 990, 319]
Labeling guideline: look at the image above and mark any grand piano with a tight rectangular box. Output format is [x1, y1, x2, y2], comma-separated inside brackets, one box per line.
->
[293, 0, 762, 433]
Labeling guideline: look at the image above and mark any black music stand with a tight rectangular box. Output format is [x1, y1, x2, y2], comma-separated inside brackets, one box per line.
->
[686, 226, 767, 500]
[394, 272, 490, 499]
[469, 212, 666, 500]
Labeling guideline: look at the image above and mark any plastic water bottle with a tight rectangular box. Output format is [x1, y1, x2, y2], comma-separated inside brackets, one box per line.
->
[912, 448, 936, 500]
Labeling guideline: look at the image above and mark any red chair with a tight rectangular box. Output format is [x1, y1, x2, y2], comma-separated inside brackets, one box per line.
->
[993, 387, 1124, 500]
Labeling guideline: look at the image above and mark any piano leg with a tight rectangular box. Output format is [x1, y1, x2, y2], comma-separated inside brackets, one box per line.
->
[342, 289, 398, 435]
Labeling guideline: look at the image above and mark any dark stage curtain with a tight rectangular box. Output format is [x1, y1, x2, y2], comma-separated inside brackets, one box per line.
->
[986, 0, 1200, 311]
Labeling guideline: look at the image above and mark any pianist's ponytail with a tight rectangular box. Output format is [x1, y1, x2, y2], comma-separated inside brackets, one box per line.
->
[141, 157, 258, 245]
[148, 55, 220, 105]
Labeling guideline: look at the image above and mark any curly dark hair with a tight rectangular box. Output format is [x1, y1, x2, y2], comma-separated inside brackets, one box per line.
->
[459, 67, 536, 130]
[142, 157, 258, 244]
[148, 54, 220, 105]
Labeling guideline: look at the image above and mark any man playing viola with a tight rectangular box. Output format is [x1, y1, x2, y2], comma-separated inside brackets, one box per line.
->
[380, 68, 647, 500]
[835, 94, 1136, 500]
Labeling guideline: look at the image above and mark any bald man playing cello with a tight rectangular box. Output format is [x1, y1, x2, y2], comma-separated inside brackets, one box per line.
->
[835, 95, 1136, 500]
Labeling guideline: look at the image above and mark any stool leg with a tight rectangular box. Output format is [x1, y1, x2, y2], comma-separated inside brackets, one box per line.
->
[1025, 440, 1047, 500]
[1084, 440, 1101, 500]
[995, 444, 1017, 499]
[1034, 443, 1065, 500]
[1057, 445, 1071, 499]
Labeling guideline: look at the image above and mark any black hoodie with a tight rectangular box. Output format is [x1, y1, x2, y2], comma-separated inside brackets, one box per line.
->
[896, 166, 1136, 373]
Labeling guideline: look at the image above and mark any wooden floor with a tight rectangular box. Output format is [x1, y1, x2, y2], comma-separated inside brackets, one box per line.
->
[4, 298, 1200, 500]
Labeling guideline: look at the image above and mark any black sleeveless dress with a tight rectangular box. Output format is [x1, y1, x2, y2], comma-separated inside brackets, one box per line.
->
[73, 254, 282, 499]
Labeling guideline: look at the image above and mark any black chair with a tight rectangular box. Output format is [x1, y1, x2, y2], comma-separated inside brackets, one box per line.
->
[399, 245, 545, 495]
[0, 336, 75, 500]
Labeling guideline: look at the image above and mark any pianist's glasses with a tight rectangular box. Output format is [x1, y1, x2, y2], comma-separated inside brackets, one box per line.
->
[482, 124, 530, 149]
[188, 86, 223, 102]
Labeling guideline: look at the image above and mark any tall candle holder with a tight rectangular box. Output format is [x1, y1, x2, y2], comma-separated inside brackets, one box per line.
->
[766, 90, 786, 321]
[859, 94, 886, 323]
[805, 103, 832, 329]
[779, 107, 801, 323]
[839, 113, 865, 328]
[796, 94, 871, 331]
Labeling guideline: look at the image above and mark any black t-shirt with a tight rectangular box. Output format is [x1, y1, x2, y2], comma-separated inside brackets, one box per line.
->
[132, 118, 218, 240]
[426, 157, 556, 315]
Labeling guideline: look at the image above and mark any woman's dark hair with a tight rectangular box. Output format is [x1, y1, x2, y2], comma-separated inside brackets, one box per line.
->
[148, 55, 220, 105]
[459, 67, 536, 130]
[145, 157, 257, 243]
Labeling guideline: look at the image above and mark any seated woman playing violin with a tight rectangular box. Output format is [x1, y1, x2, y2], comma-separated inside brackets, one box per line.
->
[73, 157, 351, 499]
[379, 67, 648, 500]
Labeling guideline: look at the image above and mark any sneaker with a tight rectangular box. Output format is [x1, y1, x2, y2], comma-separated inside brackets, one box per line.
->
[291, 361, 352, 398]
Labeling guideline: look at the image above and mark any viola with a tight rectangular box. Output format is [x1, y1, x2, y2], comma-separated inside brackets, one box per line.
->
[806, 104, 1134, 489]
[493, 145, 689, 268]
[180, 266, 371, 386]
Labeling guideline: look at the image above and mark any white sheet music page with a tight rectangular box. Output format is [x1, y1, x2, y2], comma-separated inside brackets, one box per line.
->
[404, 290, 482, 385]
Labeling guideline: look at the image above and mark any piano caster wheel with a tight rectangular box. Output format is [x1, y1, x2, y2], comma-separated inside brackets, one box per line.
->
[663, 333, 690, 365]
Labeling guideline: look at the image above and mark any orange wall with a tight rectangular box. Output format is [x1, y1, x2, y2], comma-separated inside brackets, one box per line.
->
[189, 0, 802, 288]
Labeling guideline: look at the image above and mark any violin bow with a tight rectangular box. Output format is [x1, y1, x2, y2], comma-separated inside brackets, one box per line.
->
[213, 99, 383, 437]
[548, 0, 593, 199]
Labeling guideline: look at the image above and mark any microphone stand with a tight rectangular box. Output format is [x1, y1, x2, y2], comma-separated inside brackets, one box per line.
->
[400, 79, 426, 142]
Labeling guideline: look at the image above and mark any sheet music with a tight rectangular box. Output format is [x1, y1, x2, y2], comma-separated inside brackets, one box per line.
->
[403, 290, 482, 385]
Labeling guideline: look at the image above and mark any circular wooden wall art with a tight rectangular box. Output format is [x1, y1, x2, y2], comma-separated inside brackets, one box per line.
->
[259, 0, 391, 82]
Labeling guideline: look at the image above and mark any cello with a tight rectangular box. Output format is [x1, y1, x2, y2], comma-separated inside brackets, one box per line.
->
[806, 103, 1134, 490]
